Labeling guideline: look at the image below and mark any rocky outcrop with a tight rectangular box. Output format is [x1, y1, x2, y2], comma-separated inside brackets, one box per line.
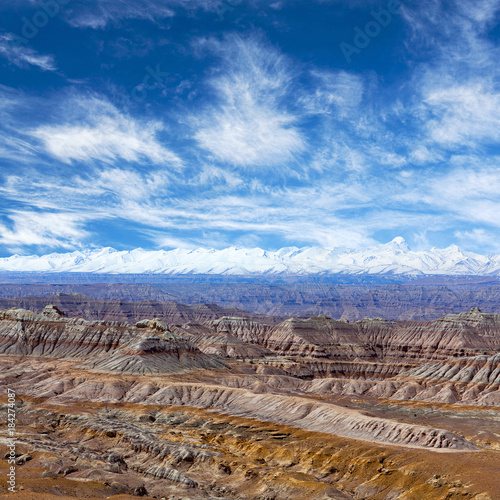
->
[394, 352, 500, 405]
[200, 310, 500, 363]
[206, 316, 272, 343]
[358, 308, 500, 362]
[82, 333, 226, 375]
[8, 396, 496, 500]
[0, 294, 279, 324]
[201, 315, 376, 360]
[41, 304, 66, 318]
[181, 332, 273, 359]
[1, 301, 500, 500]
[133, 384, 477, 450]
[252, 359, 415, 379]
[144, 466, 198, 487]
[260, 316, 375, 359]
[1, 304, 500, 386]
[172, 320, 274, 359]
[0, 307, 226, 374]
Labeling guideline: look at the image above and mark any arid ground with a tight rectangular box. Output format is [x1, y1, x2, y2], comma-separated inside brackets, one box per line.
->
[1, 299, 500, 499]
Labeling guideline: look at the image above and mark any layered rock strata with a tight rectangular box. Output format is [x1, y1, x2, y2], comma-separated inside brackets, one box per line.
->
[1, 304, 499, 454]
[0, 306, 226, 374]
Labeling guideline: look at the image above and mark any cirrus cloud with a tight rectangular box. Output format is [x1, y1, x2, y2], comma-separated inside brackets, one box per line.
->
[31, 96, 180, 166]
[192, 34, 305, 168]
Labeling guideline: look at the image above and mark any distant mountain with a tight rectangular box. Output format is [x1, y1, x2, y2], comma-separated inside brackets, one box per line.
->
[1, 237, 499, 276]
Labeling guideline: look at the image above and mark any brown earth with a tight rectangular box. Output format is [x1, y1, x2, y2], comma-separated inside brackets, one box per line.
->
[0, 303, 500, 499]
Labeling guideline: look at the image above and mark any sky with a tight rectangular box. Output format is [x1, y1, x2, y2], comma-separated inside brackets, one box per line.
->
[0, 0, 500, 257]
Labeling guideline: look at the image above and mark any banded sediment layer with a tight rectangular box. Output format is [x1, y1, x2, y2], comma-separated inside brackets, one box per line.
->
[1, 303, 500, 499]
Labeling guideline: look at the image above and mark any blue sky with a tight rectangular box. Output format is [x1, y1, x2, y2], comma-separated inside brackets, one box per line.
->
[0, 0, 500, 257]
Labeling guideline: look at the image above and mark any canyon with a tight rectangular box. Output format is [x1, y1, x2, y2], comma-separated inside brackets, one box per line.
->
[1, 299, 500, 499]
[2, 279, 500, 322]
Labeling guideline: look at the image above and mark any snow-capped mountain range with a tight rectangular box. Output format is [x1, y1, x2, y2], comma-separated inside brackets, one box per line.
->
[1, 237, 500, 276]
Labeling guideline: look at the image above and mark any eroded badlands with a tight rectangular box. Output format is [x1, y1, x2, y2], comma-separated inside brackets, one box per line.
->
[1, 304, 500, 499]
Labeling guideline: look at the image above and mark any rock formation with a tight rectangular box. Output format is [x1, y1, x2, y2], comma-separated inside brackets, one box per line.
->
[2, 281, 500, 321]
[1, 303, 500, 499]
[0, 307, 226, 374]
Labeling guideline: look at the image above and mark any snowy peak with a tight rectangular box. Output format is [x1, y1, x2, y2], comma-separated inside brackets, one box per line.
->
[0, 239, 499, 276]
[387, 237, 410, 252]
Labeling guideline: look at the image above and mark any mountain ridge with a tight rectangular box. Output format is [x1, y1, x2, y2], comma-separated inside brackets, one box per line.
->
[2, 237, 500, 276]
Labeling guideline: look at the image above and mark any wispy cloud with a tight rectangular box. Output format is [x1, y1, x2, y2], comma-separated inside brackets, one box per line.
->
[423, 82, 500, 146]
[192, 34, 305, 168]
[454, 228, 496, 250]
[194, 165, 243, 189]
[422, 161, 500, 227]
[65, 0, 174, 28]
[301, 70, 363, 119]
[402, 0, 500, 64]
[0, 33, 56, 71]
[4, 152, 500, 252]
[403, 0, 500, 153]
[0, 164, 382, 249]
[64, 0, 235, 29]
[31, 96, 180, 166]
[0, 211, 90, 251]
[1, 1, 500, 256]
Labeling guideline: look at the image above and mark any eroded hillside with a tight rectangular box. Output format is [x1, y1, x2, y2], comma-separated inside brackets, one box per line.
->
[1, 304, 500, 499]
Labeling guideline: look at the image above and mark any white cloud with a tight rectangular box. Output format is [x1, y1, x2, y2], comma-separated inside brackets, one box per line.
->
[402, 0, 500, 64]
[7, 154, 499, 252]
[408, 145, 442, 165]
[423, 82, 500, 146]
[454, 228, 495, 248]
[64, 0, 238, 29]
[31, 96, 180, 166]
[0, 163, 380, 250]
[195, 106, 304, 167]
[193, 35, 305, 168]
[92, 168, 171, 201]
[301, 70, 363, 119]
[402, 0, 500, 152]
[195, 166, 243, 188]
[0, 86, 47, 163]
[0, 33, 56, 71]
[396, 159, 500, 235]
[3, 5, 500, 255]
[433, 162, 500, 202]
[0, 212, 90, 250]
[65, 0, 174, 28]
[153, 234, 203, 249]
[0, 167, 172, 214]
